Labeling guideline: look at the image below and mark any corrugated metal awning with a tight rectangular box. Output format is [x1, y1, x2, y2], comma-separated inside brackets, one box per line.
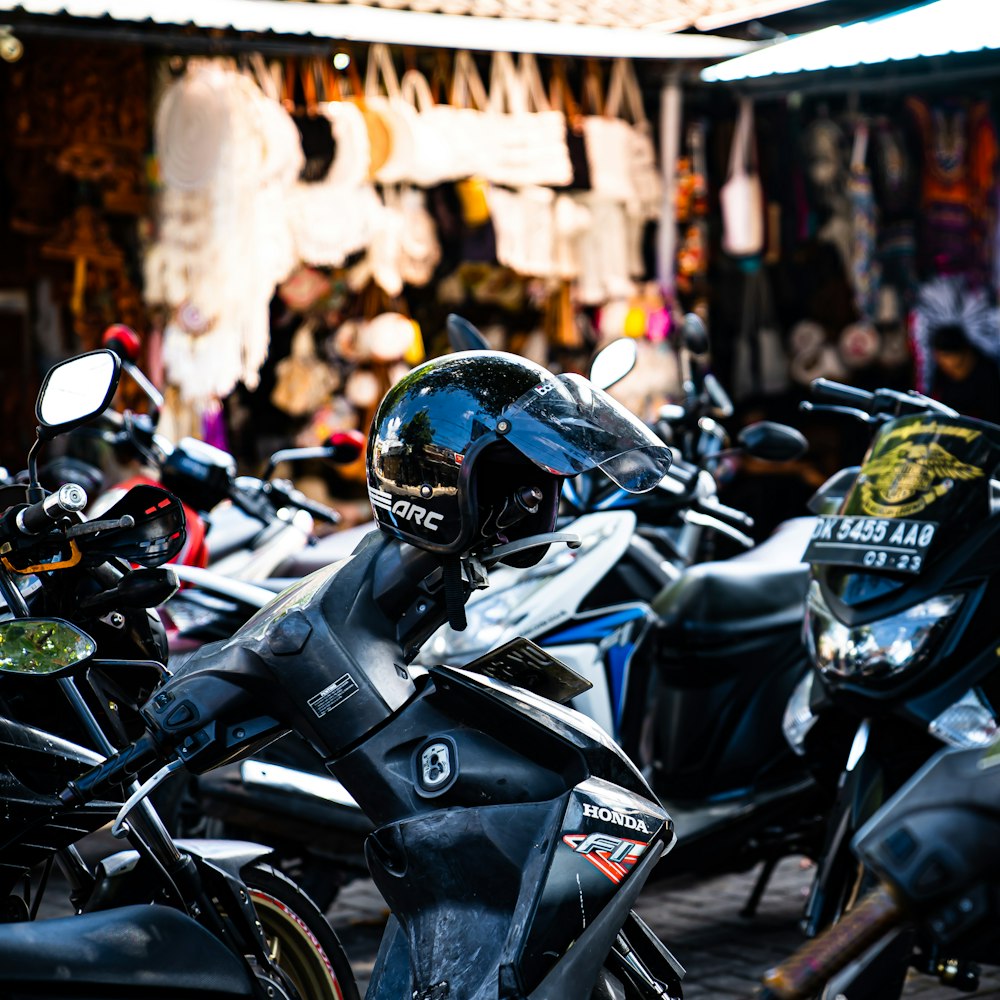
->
[702, 0, 1000, 81]
[0, 0, 763, 58]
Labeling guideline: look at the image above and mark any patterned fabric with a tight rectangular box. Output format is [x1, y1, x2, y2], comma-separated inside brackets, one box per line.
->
[907, 97, 998, 282]
[848, 129, 880, 321]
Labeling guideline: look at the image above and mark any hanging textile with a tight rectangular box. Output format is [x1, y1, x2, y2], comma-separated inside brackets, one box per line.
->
[907, 97, 998, 282]
[147, 59, 303, 403]
[847, 121, 880, 322]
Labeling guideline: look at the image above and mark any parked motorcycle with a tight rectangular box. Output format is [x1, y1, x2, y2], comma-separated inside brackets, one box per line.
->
[0, 348, 355, 999]
[174, 318, 833, 917]
[51, 325, 363, 590]
[757, 743, 1000, 1000]
[59, 345, 688, 1000]
[423, 332, 831, 898]
[783, 377, 1000, 992]
[147, 315, 821, 911]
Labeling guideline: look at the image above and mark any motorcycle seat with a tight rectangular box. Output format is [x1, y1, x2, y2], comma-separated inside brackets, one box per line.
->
[0, 904, 253, 993]
[728, 516, 815, 567]
[653, 518, 813, 636]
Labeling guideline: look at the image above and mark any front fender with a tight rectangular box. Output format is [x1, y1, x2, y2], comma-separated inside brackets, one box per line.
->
[86, 838, 273, 912]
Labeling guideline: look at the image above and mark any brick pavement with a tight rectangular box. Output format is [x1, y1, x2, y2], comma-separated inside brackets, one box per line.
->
[326, 857, 1000, 999]
[28, 832, 1000, 997]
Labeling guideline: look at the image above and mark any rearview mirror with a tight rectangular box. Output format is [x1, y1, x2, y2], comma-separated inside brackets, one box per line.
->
[681, 313, 709, 355]
[446, 314, 490, 352]
[590, 339, 637, 391]
[738, 421, 808, 462]
[0, 619, 96, 677]
[36, 350, 121, 438]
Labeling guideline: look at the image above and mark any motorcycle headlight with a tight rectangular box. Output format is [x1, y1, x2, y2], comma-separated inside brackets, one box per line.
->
[805, 581, 962, 680]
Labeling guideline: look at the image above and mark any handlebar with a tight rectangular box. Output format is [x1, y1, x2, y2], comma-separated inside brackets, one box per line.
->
[267, 481, 341, 526]
[758, 885, 904, 999]
[810, 378, 875, 410]
[261, 431, 365, 480]
[229, 478, 341, 526]
[806, 379, 958, 423]
[15, 484, 88, 534]
[59, 731, 160, 806]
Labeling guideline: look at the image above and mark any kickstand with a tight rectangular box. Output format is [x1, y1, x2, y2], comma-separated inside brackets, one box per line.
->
[740, 857, 778, 919]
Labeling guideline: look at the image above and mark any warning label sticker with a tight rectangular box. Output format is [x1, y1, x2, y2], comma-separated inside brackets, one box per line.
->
[307, 673, 360, 718]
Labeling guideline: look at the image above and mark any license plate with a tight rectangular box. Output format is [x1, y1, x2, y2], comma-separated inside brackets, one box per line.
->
[803, 515, 937, 574]
[462, 637, 592, 704]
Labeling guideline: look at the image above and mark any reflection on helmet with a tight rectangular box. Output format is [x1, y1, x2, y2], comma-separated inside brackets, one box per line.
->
[366, 337, 671, 560]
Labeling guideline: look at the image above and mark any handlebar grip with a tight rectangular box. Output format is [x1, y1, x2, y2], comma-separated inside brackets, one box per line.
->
[16, 484, 88, 534]
[682, 313, 709, 355]
[102, 324, 141, 363]
[760, 885, 904, 1000]
[280, 486, 341, 525]
[327, 430, 365, 464]
[60, 733, 159, 806]
[810, 379, 875, 409]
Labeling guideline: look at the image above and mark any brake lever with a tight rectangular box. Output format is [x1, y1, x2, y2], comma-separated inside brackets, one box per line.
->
[683, 510, 754, 549]
[266, 480, 341, 525]
[481, 531, 582, 567]
[65, 514, 136, 539]
[111, 758, 185, 839]
[800, 401, 876, 423]
[872, 387, 959, 418]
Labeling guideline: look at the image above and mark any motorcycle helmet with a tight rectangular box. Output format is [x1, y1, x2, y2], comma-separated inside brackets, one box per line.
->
[367, 347, 671, 563]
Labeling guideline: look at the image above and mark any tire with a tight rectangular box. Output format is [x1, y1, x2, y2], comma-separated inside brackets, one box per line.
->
[241, 863, 359, 1000]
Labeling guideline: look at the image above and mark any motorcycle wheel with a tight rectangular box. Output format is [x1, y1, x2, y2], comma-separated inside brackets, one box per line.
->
[242, 863, 359, 1000]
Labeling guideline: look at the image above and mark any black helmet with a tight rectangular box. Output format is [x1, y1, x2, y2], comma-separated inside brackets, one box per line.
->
[366, 349, 671, 559]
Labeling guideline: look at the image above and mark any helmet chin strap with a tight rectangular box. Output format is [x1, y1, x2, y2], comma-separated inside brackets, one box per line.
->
[442, 556, 468, 631]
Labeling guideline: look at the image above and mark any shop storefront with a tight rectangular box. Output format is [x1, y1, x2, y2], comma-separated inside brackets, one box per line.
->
[0, 0, 756, 487]
[692, 0, 1000, 467]
[8, 0, 988, 521]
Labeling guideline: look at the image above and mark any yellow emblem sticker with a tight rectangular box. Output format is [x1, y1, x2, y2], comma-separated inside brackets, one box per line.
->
[859, 440, 984, 518]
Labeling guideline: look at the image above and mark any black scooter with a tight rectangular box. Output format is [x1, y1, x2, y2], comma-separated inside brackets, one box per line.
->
[0, 349, 354, 999]
[186, 316, 836, 913]
[60, 407, 688, 998]
[756, 743, 1000, 1000]
[787, 377, 1000, 993]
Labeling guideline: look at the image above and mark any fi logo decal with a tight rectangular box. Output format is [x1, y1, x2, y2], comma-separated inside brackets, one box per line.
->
[563, 833, 648, 884]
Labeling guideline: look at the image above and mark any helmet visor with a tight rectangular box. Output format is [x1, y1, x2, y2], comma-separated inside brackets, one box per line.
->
[502, 374, 671, 493]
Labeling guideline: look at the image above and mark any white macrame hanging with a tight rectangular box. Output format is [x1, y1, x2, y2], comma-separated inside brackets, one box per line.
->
[147, 59, 302, 404]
